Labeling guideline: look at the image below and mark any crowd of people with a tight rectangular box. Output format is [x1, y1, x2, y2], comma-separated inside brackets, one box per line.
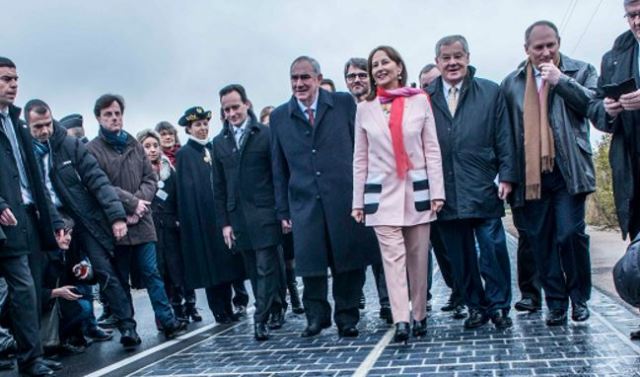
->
[2, 1, 640, 375]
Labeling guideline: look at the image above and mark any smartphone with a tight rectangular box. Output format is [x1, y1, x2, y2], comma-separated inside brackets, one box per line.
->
[602, 77, 637, 100]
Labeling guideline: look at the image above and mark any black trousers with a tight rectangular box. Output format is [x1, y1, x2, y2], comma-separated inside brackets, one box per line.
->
[522, 169, 591, 311]
[438, 218, 512, 312]
[3, 208, 43, 367]
[370, 263, 389, 307]
[427, 222, 461, 303]
[205, 283, 233, 320]
[241, 246, 284, 323]
[232, 279, 249, 308]
[512, 207, 541, 304]
[303, 269, 364, 329]
[0, 255, 42, 367]
[72, 225, 136, 330]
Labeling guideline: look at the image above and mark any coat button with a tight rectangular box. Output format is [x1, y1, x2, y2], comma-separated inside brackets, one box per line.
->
[312, 149, 317, 154]
[305, 131, 311, 136]
[316, 195, 321, 200]
[316, 171, 321, 176]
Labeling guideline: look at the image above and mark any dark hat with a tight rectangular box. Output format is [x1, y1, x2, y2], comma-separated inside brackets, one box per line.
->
[59, 114, 83, 130]
[61, 214, 75, 231]
[178, 106, 212, 127]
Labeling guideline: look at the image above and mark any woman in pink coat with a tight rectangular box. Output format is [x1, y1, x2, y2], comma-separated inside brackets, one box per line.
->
[352, 45, 445, 343]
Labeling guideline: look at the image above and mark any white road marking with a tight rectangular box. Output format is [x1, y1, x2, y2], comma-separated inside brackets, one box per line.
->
[352, 327, 395, 377]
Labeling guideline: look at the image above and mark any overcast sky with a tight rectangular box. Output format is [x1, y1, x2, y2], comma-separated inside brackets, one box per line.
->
[2, 0, 627, 145]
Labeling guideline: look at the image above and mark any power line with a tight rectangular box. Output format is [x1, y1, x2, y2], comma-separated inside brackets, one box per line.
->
[572, 0, 604, 55]
[560, 0, 578, 34]
[559, 0, 577, 33]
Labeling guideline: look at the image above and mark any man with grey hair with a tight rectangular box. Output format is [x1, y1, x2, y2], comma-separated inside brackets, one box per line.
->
[503, 20, 597, 326]
[427, 35, 517, 330]
[270, 56, 370, 338]
[589, 0, 640, 339]
[344, 57, 370, 103]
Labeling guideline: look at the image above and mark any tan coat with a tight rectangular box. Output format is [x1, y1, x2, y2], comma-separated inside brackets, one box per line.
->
[352, 94, 445, 226]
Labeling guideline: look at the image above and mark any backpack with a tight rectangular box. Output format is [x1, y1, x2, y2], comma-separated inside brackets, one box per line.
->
[613, 234, 640, 307]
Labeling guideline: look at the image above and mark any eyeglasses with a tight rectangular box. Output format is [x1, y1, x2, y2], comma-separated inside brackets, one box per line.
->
[625, 11, 640, 20]
[345, 73, 368, 82]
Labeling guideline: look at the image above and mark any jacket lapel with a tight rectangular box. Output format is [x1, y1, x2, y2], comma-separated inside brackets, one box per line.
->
[428, 79, 451, 120]
[370, 100, 392, 142]
[313, 89, 333, 130]
[287, 97, 311, 129]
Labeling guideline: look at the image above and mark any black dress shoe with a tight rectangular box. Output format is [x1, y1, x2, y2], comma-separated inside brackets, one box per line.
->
[0, 359, 13, 370]
[41, 359, 62, 371]
[254, 323, 269, 341]
[393, 322, 410, 343]
[97, 313, 118, 329]
[514, 298, 541, 312]
[338, 325, 359, 338]
[464, 308, 489, 329]
[291, 304, 305, 315]
[234, 305, 247, 318]
[214, 314, 232, 324]
[451, 304, 468, 319]
[441, 293, 459, 312]
[546, 309, 568, 326]
[489, 310, 513, 329]
[120, 328, 142, 350]
[19, 361, 55, 376]
[59, 342, 85, 356]
[412, 318, 427, 337]
[164, 320, 188, 339]
[87, 327, 114, 342]
[268, 310, 285, 330]
[571, 302, 590, 322]
[185, 305, 203, 322]
[379, 306, 392, 324]
[300, 320, 331, 337]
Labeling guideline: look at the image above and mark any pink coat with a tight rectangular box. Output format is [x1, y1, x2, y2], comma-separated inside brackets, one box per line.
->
[352, 94, 445, 226]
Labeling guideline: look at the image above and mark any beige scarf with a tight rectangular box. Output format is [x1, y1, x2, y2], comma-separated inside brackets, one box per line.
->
[523, 62, 555, 200]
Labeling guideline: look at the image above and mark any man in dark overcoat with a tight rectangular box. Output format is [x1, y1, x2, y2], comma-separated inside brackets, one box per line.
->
[0, 57, 63, 376]
[588, 0, 640, 339]
[270, 56, 370, 338]
[428, 35, 517, 330]
[23, 99, 138, 347]
[212, 84, 285, 341]
[175, 106, 245, 324]
[502, 21, 597, 326]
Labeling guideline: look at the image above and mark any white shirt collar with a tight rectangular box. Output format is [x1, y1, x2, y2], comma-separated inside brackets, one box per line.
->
[296, 91, 319, 116]
[442, 78, 463, 99]
[231, 118, 249, 133]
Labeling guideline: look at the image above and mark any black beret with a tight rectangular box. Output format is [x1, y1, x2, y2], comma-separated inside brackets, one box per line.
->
[178, 106, 212, 127]
[59, 114, 83, 130]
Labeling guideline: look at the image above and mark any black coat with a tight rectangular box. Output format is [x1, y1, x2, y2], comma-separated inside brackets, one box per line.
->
[502, 54, 598, 209]
[151, 156, 183, 286]
[0, 104, 62, 257]
[176, 138, 245, 289]
[212, 116, 282, 251]
[270, 89, 377, 276]
[427, 68, 517, 221]
[47, 124, 125, 253]
[589, 31, 640, 239]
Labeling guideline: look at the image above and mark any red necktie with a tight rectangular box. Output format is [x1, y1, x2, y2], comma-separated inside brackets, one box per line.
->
[306, 108, 315, 126]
